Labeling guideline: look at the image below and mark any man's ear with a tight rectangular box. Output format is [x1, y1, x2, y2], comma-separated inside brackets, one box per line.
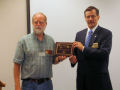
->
[98, 15, 100, 20]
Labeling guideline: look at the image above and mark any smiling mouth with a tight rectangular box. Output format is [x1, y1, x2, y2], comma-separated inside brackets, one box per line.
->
[36, 28, 41, 29]
[35, 27, 41, 29]
[89, 22, 94, 24]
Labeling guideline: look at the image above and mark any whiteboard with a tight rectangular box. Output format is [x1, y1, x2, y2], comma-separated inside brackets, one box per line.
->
[28, 0, 120, 90]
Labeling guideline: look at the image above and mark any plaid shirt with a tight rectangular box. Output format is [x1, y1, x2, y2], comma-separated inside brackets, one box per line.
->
[13, 33, 55, 79]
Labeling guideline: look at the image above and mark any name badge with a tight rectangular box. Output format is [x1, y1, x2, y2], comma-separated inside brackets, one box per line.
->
[39, 52, 45, 56]
[91, 43, 99, 48]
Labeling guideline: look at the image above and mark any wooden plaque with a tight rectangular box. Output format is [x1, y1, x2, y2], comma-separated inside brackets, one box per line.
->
[55, 42, 73, 56]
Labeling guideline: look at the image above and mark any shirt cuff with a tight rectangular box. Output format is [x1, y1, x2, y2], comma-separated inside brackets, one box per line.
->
[82, 46, 84, 52]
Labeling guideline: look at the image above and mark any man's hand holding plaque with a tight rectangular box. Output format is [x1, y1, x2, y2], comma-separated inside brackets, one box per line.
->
[54, 56, 67, 64]
[72, 41, 84, 51]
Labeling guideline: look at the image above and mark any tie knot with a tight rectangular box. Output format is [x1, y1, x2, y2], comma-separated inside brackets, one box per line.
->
[89, 30, 93, 34]
[88, 30, 93, 36]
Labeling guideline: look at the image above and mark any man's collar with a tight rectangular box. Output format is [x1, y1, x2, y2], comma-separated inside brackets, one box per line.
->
[87, 24, 98, 33]
[32, 32, 46, 41]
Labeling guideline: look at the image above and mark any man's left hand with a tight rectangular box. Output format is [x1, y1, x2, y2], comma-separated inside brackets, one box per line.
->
[72, 41, 84, 51]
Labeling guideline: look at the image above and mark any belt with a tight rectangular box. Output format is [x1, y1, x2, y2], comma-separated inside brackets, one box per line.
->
[23, 78, 50, 84]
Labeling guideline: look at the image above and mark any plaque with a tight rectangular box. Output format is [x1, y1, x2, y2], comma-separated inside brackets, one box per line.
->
[55, 42, 73, 56]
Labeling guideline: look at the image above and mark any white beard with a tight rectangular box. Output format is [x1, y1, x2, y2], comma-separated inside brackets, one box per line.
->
[33, 26, 45, 35]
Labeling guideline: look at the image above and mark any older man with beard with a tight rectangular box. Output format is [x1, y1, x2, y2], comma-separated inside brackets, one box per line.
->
[13, 12, 66, 90]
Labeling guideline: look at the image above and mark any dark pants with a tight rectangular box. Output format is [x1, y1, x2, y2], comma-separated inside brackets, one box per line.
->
[77, 73, 113, 90]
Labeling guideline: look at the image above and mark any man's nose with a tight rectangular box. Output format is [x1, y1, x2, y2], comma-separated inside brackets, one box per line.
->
[89, 17, 93, 20]
[36, 22, 41, 25]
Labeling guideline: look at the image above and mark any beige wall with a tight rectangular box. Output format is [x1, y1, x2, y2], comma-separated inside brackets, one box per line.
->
[0, 0, 26, 90]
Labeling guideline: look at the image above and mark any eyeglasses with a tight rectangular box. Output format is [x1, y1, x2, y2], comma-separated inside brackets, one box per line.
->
[34, 21, 46, 25]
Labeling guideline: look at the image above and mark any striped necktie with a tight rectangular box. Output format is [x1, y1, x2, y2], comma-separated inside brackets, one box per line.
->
[85, 30, 93, 47]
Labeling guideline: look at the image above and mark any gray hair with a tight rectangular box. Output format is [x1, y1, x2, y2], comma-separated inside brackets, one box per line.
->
[32, 12, 47, 23]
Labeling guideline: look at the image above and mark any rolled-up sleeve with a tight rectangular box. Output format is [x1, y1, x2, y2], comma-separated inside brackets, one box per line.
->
[13, 40, 24, 65]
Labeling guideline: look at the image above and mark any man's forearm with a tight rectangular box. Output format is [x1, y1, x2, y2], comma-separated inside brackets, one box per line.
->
[14, 63, 21, 90]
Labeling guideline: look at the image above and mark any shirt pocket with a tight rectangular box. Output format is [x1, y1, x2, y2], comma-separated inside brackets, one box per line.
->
[25, 49, 37, 58]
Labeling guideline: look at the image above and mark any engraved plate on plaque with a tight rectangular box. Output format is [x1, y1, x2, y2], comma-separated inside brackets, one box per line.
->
[55, 42, 73, 56]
